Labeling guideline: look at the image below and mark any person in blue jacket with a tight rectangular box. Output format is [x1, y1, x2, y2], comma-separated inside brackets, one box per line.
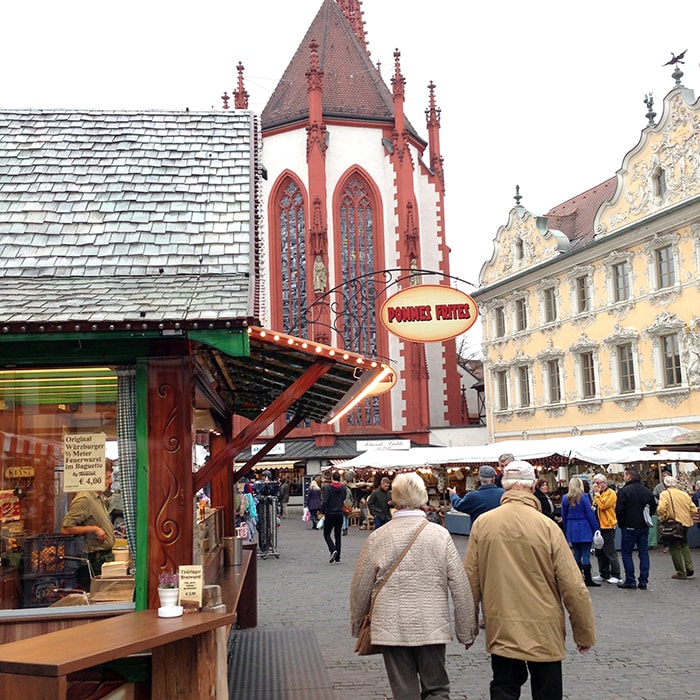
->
[562, 477, 601, 587]
[447, 465, 504, 523]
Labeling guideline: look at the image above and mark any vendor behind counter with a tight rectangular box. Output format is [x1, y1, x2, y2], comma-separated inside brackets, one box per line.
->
[60, 462, 115, 590]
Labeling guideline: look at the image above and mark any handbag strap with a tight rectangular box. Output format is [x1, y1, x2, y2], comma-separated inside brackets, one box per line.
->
[667, 490, 677, 519]
[368, 519, 428, 615]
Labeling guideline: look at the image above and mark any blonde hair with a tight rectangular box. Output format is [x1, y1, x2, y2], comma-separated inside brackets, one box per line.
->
[309, 480, 320, 491]
[567, 477, 585, 506]
[390, 473, 427, 509]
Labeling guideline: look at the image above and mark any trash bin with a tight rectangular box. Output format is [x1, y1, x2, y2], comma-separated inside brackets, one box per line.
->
[223, 536, 242, 566]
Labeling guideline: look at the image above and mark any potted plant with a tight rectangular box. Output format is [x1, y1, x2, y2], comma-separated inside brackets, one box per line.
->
[157, 569, 179, 608]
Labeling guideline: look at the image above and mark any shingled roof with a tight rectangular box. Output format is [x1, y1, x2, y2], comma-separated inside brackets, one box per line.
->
[544, 176, 617, 249]
[261, 0, 423, 144]
[0, 109, 260, 325]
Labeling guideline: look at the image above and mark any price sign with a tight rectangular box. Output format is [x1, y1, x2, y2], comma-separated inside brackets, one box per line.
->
[178, 565, 204, 611]
[64, 433, 107, 492]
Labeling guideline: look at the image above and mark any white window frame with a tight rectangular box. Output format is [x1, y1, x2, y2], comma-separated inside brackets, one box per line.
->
[543, 287, 557, 324]
[494, 305, 506, 338]
[515, 298, 527, 332]
[613, 342, 638, 394]
[517, 365, 531, 408]
[545, 358, 562, 404]
[659, 333, 683, 388]
[494, 369, 509, 411]
[577, 350, 598, 399]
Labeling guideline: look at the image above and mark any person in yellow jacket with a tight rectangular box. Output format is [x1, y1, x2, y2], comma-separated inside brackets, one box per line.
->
[591, 474, 622, 584]
[657, 475, 698, 579]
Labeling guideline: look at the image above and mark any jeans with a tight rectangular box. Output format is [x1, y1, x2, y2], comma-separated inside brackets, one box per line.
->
[571, 541, 591, 566]
[323, 512, 343, 559]
[620, 527, 650, 586]
[490, 654, 562, 700]
[373, 516, 388, 529]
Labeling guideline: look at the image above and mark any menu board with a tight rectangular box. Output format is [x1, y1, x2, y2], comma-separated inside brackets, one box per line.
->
[64, 433, 107, 492]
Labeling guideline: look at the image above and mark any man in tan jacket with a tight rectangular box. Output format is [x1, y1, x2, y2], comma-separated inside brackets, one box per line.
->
[464, 460, 595, 700]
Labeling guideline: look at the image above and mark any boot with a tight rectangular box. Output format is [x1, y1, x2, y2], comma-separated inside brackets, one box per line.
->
[583, 564, 601, 587]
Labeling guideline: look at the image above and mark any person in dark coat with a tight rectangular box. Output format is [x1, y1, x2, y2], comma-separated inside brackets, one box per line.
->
[448, 465, 504, 523]
[321, 472, 347, 563]
[305, 480, 323, 529]
[615, 466, 656, 590]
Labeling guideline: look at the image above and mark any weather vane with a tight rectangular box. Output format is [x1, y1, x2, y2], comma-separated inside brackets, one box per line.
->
[662, 49, 687, 66]
[663, 49, 687, 87]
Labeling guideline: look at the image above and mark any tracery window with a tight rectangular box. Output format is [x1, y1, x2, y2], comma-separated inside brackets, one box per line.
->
[278, 178, 307, 336]
[339, 174, 379, 426]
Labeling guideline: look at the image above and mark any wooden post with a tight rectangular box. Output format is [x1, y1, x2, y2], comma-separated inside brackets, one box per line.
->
[237, 542, 257, 628]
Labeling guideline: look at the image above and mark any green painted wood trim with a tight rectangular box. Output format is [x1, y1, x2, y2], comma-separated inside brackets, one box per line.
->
[188, 328, 249, 356]
[134, 359, 150, 611]
[0, 338, 157, 366]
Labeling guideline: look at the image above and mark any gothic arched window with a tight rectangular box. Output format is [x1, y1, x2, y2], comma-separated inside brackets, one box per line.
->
[338, 173, 380, 426]
[278, 178, 307, 336]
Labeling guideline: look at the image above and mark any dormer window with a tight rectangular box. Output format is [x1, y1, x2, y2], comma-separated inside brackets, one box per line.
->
[515, 237, 524, 261]
[653, 166, 667, 197]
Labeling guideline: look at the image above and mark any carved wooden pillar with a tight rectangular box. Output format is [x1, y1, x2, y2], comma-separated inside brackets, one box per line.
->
[146, 356, 194, 609]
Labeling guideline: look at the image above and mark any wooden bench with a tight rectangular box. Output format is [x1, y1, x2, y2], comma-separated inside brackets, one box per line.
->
[0, 549, 252, 699]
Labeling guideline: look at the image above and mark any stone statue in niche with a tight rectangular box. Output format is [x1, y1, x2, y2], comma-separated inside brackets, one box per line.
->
[313, 255, 327, 294]
[409, 258, 420, 286]
[681, 320, 700, 389]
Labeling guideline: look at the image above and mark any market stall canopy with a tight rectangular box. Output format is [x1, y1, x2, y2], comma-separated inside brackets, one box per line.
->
[335, 426, 698, 470]
[641, 429, 700, 454]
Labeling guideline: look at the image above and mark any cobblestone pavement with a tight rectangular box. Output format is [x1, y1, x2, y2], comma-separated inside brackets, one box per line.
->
[253, 507, 700, 699]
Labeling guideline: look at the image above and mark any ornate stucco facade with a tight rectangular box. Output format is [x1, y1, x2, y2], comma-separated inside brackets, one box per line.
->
[475, 83, 700, 441]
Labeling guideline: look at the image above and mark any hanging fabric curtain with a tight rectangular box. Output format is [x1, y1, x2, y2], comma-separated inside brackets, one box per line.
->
[117, 366, 137, 557]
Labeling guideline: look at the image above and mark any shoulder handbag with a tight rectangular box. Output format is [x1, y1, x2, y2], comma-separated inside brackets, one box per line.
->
[354, 520, 428, 655]
[343, 487, 353, 516]
[658, 491, 685, 541]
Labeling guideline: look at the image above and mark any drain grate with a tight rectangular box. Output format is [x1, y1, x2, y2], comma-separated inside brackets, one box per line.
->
[228, 628, 335, 699]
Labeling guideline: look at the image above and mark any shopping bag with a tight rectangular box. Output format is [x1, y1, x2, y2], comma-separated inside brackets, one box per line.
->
[302, 506, 310, 522]
[317, 516, 325, 529]
[593, 530, 604, 549]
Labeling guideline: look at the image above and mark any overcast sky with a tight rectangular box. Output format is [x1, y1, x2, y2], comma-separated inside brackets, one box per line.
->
[3, 0, 699, 350]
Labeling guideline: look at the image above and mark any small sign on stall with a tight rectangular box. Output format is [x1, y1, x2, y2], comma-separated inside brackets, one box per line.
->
[63, 433, 107, 492]
[178, 565, 204, 612]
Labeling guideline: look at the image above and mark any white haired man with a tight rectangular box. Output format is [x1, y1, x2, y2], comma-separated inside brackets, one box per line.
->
[464, 460, 595, 700]
[591, 474, 621, 584]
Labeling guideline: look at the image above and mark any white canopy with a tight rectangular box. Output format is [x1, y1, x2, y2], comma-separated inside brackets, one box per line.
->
[335, 426, 698, 470]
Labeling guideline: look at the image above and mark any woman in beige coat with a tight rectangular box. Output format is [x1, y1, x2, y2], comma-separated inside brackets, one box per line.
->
[350, 473, 477, 700]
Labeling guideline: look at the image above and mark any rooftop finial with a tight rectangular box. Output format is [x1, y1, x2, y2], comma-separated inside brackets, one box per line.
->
[662, 49, 687, 87]
[233, 62, 249, 110]
[514, 185, 522, 207]
[221, 91, 230, 110]
[644, 93, 656, 127]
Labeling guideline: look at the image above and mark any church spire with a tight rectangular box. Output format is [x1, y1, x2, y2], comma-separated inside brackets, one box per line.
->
[425, 81, 444, 193]
[233, 62, 249, 109]
[336, 0, 368, 51]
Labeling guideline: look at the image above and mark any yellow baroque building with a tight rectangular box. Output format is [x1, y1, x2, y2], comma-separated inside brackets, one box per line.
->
[475, 82, 700, 441]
